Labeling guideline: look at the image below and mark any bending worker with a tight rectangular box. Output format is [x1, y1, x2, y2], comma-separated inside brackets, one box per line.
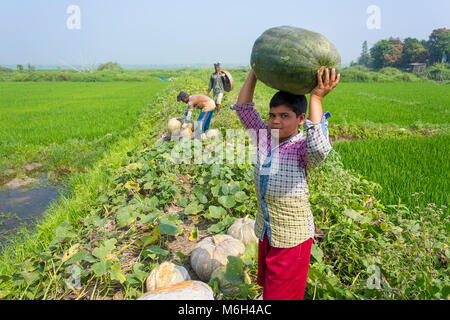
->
[177, 91, 216, 139]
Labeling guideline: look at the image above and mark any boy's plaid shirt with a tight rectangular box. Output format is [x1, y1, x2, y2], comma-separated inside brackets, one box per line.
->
[231, 102, 332, 248]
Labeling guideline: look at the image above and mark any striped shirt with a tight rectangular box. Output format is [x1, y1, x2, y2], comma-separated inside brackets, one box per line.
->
[230, 102, 332, 248]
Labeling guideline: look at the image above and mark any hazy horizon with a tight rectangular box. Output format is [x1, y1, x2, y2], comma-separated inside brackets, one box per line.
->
[0, 0, 448, 68]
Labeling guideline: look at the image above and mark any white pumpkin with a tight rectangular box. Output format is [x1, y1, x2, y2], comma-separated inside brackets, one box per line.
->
[145, 261, 191, 292]
[168, 118, 182, 133]
[227, 215, 258, 246]
[171, 128, 192, 141]
[137, 280, 214, 300]
[206, 129, 221, 140]
[190, 234, 245, 281]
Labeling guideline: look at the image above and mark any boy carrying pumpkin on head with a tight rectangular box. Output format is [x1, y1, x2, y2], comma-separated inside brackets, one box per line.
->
[230, 66, 340, 300]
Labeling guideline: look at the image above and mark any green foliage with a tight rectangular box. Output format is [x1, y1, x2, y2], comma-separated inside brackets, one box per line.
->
[357, 41, 372, 68]
[418, 63, 450, 81]
[97, 62, 124, 72]
[0, 66, 14, 73]
[427, 28, 450, 64]
[305, 151, 449, 299]
[370, 39, 391, 69]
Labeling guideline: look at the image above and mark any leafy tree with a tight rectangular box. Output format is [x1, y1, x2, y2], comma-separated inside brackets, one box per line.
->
[97, 62, 124, 72]
[370, 39, 391, 69]
[401, 37, 429, 67]
[427, 28, 450, 64]
[384, 38, 403, 68]
[357, 40, 372, 68]
[16, 64, 24, 71]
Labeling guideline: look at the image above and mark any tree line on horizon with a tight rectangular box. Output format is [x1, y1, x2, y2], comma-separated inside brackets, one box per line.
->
[354, 28, 449, 70]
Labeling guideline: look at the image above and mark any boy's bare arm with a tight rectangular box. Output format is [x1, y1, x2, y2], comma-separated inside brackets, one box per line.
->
[237, 70, 257, 104]
[304, 67, 340, 172]
[309, 67, 340, 122]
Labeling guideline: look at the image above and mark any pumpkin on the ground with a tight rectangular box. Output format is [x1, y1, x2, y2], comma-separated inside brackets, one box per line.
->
[145, 261, 190, 292]
[168, 118, 182, 133]
[227, 215, 258, 246]
[137, 281, 214, 300]
[190, 234, 245, 281]
[250, 25, 341, 95]
[171, 128, 193, 141]
[206, 129, 220, 140]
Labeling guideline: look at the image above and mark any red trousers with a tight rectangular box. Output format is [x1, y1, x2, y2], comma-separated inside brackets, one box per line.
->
[257, 233, 313, 300]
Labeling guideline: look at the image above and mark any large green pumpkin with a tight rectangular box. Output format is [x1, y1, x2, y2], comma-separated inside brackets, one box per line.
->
[250, 25, 341, 95]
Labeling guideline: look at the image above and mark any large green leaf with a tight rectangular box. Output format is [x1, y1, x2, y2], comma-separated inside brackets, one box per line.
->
[92, 239, 117, 261]
[218, 195, 236, 208]
[110, 263, 126, 284]
[145, 246, 169, 256]
[207, 206, 226, 220]
[241, 243, 258, 265]
[184, 201, 204, 215]
[310, 244, 324, 263]
[91, 261, 111, 276]
[224, 256, 243, 283]
[211, 185, 220, 197]
[228, 183, 241, 195]
[116, 206, 133, 227]
[234, 191, 248, 202]
[157, 221, 178, 235]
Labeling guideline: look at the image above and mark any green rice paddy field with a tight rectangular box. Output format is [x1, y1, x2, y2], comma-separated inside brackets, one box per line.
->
[0, 80, 166, 183]
[333, 134, 449, 209]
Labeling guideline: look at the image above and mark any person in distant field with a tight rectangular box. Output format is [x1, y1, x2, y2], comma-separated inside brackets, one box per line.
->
[207, 62, 226, 113]
[230, 66, 340, 300]
[176, 91, 216, 139]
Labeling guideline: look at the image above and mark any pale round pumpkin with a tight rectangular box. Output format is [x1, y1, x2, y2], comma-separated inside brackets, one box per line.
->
[168, 118, 182, 133]
[137, 280, 214, 300]
[190, 234, 245, 281]
[171, 128, 192, 141]
[145, 261, 191, 292]
[206, 129, 221, 140]
[227, 216, 258, 246]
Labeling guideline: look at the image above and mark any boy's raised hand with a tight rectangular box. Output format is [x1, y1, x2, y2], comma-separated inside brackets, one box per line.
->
[310, 66, 340, 100]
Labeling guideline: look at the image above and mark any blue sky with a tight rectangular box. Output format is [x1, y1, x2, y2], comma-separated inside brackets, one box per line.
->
[0, 0, 448, 67]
